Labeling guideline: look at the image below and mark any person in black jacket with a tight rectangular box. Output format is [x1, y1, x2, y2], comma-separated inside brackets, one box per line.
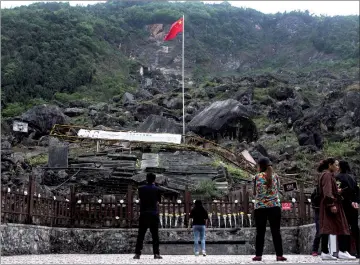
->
[188, 200, 209, 256]
[134, 173, 162, 260]
[336, 160, 360, 258]
[310, 173, 322, 256]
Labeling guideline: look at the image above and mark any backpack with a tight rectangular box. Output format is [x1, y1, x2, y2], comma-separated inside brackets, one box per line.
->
[311, 173, 325, 208]
[311, 185, 321, 208]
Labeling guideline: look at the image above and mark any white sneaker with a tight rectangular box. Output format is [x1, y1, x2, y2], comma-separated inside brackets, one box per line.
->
[321, 253, 337, 260]
[202, 250, 206, 256]
[195, 252, 199, 256]
[338, 251, 356, 260]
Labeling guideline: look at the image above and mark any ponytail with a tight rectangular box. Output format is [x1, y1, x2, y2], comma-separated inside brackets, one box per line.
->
[257, 157, 274, 189]
[265, 166, 273, 189]
[317, 158, 336, 172]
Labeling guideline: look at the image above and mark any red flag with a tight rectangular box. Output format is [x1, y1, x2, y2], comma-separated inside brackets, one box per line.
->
[164, 17, 183, 41]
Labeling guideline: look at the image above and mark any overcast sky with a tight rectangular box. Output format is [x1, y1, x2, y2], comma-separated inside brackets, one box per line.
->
[1, 1, 359, 16]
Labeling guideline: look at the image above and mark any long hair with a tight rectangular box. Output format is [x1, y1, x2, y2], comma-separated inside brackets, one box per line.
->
[317, 158, 336, 172]
[339, 160, 351, 174]
[193, 200, 207, 214]
[258, 157, 273, 189]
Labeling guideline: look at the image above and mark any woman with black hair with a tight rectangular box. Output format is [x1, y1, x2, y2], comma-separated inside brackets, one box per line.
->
[317, 158, 356, 260]
[336, 160, 360, 258]
[188, 200, 209, 256]
[252, 157, 287, 262]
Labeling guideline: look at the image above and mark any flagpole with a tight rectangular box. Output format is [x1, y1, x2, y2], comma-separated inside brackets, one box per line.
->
[182, 14, 185, 144]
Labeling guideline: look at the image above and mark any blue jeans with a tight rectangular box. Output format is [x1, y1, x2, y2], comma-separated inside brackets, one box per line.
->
[193, 225, 206, 253]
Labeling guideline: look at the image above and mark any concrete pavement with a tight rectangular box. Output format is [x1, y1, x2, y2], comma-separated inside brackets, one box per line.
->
[1, 254, 359, 264]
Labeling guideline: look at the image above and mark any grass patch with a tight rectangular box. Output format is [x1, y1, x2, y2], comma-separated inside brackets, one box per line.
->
[300, 89, 323, 105]
[212, 159, 250, 180]
[323, 140, 358, 158]
[252, 116, 271, 132]
[2, 98, 48, 118]
[260, 133, 299, 151]
[190, 179, 223, 198]
[27, 154, 48, 166]
[253, 87, 270, 101]
[71, 115, 92, 127]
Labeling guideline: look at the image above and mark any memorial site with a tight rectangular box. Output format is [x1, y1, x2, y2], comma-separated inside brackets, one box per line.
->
[1, 0, 359, 264]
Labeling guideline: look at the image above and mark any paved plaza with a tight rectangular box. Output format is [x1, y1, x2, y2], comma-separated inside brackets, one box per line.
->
[1, 254, 359, 264]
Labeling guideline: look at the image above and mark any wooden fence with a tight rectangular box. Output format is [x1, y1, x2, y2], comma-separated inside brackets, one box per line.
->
[1, 175, 315, 228]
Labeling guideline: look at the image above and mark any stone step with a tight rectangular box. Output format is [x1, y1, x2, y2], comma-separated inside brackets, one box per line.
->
[111, 172, 134, 177]
[107, 154, 137, 161]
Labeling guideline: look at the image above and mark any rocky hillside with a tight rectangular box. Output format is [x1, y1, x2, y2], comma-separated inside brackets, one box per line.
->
[1, 1, 360, 196]
[1, 1, 359, 113]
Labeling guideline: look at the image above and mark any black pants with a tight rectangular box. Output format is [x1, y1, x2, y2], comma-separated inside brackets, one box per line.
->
[312, 209, 321, 252]
[321, 234, 350, 253]
[254, 207, 283, 257]
[135, 214, 160, 255]
[344, 205, 360, 255]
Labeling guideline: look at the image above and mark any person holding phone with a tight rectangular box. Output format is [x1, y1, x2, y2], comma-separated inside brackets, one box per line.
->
[317, 158, 356, 260]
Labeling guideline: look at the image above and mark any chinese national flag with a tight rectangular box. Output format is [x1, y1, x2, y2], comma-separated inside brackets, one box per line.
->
[164, 17, 183, 41]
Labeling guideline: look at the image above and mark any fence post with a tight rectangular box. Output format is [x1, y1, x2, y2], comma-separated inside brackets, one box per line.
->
[184, 186, 191, 226]
[127, 184, 133, 228]
[242, 185, 249, 214]
[26, 175, 35, 224]
[299, 181, 306, 225]
[70, 185, 76, 227]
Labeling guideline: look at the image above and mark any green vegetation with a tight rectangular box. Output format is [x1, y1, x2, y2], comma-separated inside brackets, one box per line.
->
[260, 133, 299, 151]
[323, 140, 359, 158]
[70, 115, 92, 127]
[1, 1, 358, 115]
[212, 159, 250, 180]
[253, 88, 270, 101]
[252, 116, 271, 132]
[190, 180, 223, 198]
[27, 154, 48, 166]
[2, 98, 47, 118]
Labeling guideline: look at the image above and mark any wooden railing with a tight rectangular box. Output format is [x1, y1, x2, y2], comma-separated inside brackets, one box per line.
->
[1, 176, 314, 229]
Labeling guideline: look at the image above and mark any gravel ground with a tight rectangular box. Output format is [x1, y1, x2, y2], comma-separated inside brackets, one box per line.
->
[1, 255, 359, 264]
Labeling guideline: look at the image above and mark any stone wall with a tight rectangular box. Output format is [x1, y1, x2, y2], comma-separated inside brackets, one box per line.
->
[1, 223, 316, 256]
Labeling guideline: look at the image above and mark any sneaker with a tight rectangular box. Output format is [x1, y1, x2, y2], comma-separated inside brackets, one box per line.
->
[321, 253, 337, 260]
[338, 251, 356, 260]
[202, 251, 206, 257]
[154, 254, 163, 259]
[312, 252, 319, 256]
[195, 252, 199, 256]
[252, 256, 262, 261]
[133, 254, 140, 259]
[276, 256, 287, 261]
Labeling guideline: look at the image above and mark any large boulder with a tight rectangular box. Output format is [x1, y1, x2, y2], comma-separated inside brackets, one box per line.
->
[292, 101, 347, 149]
[90, 112, 126, 128]
[64, 108, 86, 117]
[269, 86, 295, 101]
[122, 92, 135, 105]
[129, 103, 163, 122]
[268, 99, 303, 125]
[188, 99, 258, 142]
[342, 91, 360, 112]
[137, 115, 182, 134]
[354, 107, 360, 127]
[18, 104, 70, 137]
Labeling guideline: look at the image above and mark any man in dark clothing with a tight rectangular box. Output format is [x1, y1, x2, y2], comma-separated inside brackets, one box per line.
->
[134, 173, 162, 260]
